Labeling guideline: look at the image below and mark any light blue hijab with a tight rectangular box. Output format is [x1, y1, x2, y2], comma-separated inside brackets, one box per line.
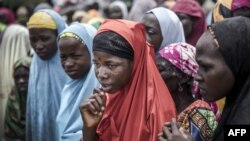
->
[146, 7, 185, 50]
[56, 22, 100, 141]
[26, 9, 68, 141]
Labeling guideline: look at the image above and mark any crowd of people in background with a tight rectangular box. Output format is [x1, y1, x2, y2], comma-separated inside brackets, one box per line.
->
[0, 0, 250, 141]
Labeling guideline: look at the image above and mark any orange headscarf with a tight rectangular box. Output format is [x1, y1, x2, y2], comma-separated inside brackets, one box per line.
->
[96, 19, 176, 141]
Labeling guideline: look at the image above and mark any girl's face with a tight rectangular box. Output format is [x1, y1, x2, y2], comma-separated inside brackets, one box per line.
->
[156, 55, 181, 93]
[93, 51, 133, 93]
[177, 13, 193, 38]
[108, 6, 123, 19]
[14, 66, 30, 94]
[59, 37, 91, 79]
[29, 28, 57, 60]
[141, 13, 163, 51]
[195, 32, 235, 102]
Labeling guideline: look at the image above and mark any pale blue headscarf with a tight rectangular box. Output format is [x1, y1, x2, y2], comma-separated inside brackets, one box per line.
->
[56, 22, 100, 141]
[146, 7, 185, 50]
[26, 9, 68, 141]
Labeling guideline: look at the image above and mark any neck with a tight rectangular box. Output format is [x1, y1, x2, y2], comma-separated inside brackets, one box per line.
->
[173, 89, 195, 114]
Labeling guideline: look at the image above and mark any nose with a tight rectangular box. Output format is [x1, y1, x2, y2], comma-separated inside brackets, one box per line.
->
[35, 41, 44, 50]
[194, 72, 203, 82]
[97, 67, 109, 80]
[18, 77, 25, 85]
[64, 58, 74, 68]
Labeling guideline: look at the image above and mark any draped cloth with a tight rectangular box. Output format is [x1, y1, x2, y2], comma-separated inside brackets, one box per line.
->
[95, 19, 176, 141]
[0, 24, 31, 137]
[109, 1, 128, 19]
[146, 7, 185, 50]
[26, 9, 68, 141]
[209, 17, 250, 141]
[171, 0, 207, 46]
[212, 0, 250, 23]
[4, 58, 31, 140]
[56, 23, 100, 141]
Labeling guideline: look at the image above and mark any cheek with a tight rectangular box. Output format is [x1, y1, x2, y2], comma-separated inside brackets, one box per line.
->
[79, 58, 91, 71]
[114, 66, 132, 88]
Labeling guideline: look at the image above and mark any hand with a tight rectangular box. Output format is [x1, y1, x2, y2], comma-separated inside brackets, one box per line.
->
[80, 88, 106, 129]
[158, 118, 194, 141]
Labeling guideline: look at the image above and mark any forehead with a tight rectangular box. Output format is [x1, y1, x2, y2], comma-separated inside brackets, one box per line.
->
[196, 32, 223, 61]
[93, 51, 126, 62]
[59, 37, 88, 51]
[141, 13, 160, 27]
[14, 66, 29, 74]
[109, 5, 122, 11]
[29, 28, 56, 35]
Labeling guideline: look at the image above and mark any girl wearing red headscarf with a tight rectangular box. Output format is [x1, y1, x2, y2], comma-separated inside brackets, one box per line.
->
[80, 19, 176, 141]
[172, 0, 207, 46]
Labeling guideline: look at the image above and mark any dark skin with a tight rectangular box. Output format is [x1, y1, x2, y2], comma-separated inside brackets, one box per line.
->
[29, 28, 57, 60]
[59, 37, 91, 79]
[158, 118, 194, 141]
[156, 55, 195, 114]
[108, 5, 123, 19]
[14, 66, 29, 96]
[233, 7, 250, 17]
[158, 31, 235, 141]
[176, 13, 193, 39]
[13, 65, 30, 118]
[80, 51, 133, 141]
[141, 13, 163, 51]
[195, 32, 235, 102]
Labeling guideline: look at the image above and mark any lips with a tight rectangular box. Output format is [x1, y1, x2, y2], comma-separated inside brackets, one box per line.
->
[100, 84, 112, 92]
[199, 87, 207, 96]
[36, 51, 47, 57]
[66, 70, 78, 76]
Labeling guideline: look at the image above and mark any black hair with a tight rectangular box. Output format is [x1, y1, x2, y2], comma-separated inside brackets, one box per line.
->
[93, 31, 134, 61]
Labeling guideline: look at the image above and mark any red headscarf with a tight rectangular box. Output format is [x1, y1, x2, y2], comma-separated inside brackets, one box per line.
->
[0, 8, 15, 24]
[171, 0, 206, 46]
[96, 19, 176, 141]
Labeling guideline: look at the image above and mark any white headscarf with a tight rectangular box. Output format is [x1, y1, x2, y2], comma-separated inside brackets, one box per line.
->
[146, 7, 185, 50]
[0, 24, 32, 135]
[109, 1, 128, 19]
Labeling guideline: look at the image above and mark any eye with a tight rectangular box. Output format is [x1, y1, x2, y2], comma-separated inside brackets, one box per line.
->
[73, 54, 82, 59]
[108, 64, 117, 69]
[94, 63, 100, 68]
[60, 55, 66, 61]
[200, 63, 211, 72]
[41, 36, 50, 42]
[147, 30, 156, 35]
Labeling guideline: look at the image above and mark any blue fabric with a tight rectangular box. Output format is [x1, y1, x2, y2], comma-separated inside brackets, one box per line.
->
[26, 9, 68, 141]
[56, 23, 100, 141]
[190, 121, 204, 141]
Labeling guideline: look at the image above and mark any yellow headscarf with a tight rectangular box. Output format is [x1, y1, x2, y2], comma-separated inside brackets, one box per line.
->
[213, 0, 232, 23]
[27, 11, 56, 29]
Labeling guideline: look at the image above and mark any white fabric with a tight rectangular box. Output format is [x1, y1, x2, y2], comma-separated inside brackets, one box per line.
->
[147, 7, 186, 50]
[110, 1, 128, 19]
[0, 24, 32, 136]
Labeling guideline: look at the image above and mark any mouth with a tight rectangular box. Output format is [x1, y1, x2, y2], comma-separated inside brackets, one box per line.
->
[66, 70, 78, 76]
[199, 87, 207, 96]
[101, 84, 112, 92]
[36, 51, 47, 57]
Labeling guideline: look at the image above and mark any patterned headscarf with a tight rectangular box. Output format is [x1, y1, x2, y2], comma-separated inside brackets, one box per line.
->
[158, 42, 198, 78]
[212, 0, 250, 23]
